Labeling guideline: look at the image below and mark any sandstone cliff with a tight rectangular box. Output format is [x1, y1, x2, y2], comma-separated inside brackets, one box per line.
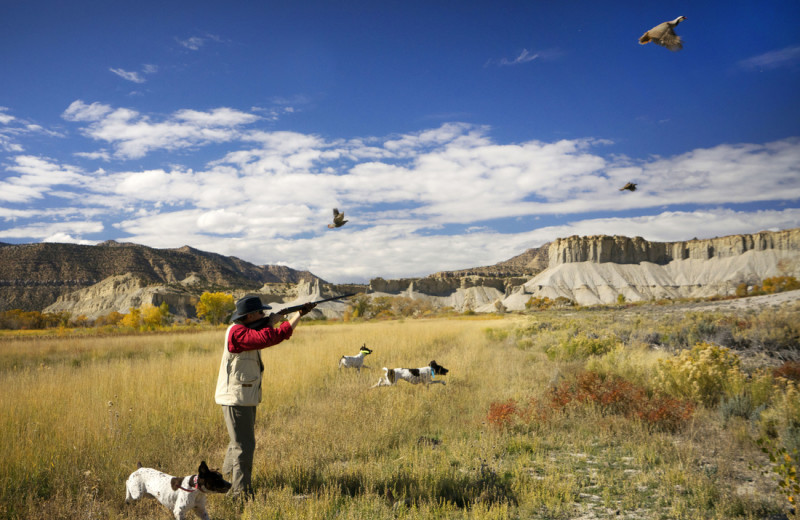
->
[498, 228, 800, 309]
[548, 228, 800, 265]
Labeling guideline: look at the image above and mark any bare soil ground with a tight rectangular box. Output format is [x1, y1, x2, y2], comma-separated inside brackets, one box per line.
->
[675, 289, 800, 313]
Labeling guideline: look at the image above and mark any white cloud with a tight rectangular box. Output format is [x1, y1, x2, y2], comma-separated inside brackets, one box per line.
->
[0, 108, 64, 152]
[0, 221, 103, 241]
[499, 49, 539, 66]
[109, 68, 145, 83]
[176, 36, 206, 50]
[0, 155, 92, 203]
[42, 233, 98, 245]
[62, 102, 260, 159]
[62, 100, 113, 122]
[74, 150, 111, 161]
[0, 107, 15, 125]
[739, 45, 800, 70]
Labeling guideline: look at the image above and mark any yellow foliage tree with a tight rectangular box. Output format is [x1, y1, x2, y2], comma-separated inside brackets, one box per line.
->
[141, 302, 170, 330]
[196, 292, 235, 325]
[120, 308, 142, 329]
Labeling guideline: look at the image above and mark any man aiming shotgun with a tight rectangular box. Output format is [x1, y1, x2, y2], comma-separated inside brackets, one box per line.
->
[214, 293, 355, 498]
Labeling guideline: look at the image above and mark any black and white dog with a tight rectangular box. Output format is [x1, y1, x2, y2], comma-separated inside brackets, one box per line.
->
[339, 344, 373, 371]
[372, 360, 449, 387]
[125, 461, 231, 520]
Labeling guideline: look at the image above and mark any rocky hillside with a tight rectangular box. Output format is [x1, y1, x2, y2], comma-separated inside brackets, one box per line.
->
[0, 240, 319, 313]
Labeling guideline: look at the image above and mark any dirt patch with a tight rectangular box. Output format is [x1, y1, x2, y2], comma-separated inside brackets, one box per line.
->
[675, 289, 800, 313]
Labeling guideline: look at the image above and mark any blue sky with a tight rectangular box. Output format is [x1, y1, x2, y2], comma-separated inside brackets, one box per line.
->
[1, 0, 799, 283]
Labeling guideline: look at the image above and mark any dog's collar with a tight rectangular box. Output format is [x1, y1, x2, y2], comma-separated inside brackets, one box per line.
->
[177, 475, 203, 493]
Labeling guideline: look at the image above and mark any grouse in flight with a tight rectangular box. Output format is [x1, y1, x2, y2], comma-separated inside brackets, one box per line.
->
[639, 16, 686, 51]
[328, 208, 348, 229]
[619, 182, 638, 192]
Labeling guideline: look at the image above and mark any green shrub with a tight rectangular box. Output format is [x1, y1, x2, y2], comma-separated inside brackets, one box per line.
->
[720, 393, 760, 423]
[759, 381, 800, 454]
[585, 344, 660, 388]
[654, 342, 745, 406]
[545, 333, 619, 361]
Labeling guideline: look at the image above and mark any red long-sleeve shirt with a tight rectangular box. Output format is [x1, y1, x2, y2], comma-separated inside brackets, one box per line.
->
[227, 321, 293, 353]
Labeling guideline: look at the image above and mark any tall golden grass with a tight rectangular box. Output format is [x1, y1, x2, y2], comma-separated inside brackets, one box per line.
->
[1, 310, 796, 519]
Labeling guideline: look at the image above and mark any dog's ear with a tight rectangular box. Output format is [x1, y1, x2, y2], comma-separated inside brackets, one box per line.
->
[170, 477, 181, 491]
[199, 461, 209, 474]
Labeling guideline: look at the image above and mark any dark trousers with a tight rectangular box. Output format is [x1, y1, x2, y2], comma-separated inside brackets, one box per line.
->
[222, 405, 257, 496]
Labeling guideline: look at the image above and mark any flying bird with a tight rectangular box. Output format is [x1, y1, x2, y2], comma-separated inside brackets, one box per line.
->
[327, 208, 348, 229]
[639, 16, 686, 51]
[619, 182, 637, 192]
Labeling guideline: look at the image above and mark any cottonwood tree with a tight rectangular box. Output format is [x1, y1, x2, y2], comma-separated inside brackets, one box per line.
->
[196, 292, 235, 325]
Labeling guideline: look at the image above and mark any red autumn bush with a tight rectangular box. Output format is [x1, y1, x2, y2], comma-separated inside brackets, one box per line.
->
[487, 371, 695, 433]
[550, 371, 695, 432]
[773, 361, 800, 381]
[487, 399, 518, 429]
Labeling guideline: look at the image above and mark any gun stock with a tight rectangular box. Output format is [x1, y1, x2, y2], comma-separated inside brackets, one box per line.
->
[244, 293, 357, 330]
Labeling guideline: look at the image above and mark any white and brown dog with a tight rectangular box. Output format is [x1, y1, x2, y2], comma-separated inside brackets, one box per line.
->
[339, 344, 373, 371]
[372, 360, 449, 387]
[125, 461, 231, 520]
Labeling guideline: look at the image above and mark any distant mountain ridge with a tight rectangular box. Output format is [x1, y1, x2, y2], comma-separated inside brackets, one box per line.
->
[0, 240, 319, 313]
[1, 227, 798, 318]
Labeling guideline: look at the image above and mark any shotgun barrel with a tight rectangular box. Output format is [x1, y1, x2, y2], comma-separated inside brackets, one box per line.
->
[244, 293, 357, 330]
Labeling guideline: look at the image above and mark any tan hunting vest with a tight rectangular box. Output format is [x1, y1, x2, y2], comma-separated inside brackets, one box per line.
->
[214, 324, 264, 406]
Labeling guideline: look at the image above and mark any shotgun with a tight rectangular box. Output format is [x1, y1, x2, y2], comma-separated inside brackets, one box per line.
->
[244, 293, 357, 330]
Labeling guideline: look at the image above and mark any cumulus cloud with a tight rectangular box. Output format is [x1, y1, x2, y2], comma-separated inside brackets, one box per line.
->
[4, 107, 800, 280]
[0, 155, 92, 203]
[62, 101, 260, 159]
[0, 221, 103, 241]
[0, 107, 15, 125]
[62, 100, 114, 122]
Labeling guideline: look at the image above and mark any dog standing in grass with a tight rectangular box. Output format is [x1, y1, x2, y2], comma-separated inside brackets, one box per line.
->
[338, 344, 373, 371]
[372, 360, 449, 387]
[125, 461, 230, 520]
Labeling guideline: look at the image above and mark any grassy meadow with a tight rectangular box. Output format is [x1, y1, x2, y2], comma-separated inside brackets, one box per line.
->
[1, 304, 799, 519]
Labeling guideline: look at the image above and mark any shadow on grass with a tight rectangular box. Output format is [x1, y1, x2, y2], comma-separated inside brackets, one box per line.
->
[264, 462, 518, 509]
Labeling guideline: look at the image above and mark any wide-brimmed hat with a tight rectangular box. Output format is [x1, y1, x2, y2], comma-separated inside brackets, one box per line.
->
[231, 296, 272, 322]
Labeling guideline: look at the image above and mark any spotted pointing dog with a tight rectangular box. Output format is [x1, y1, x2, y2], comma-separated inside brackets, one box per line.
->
[125, 461, 231, 520]
[372, 360, 449, 387]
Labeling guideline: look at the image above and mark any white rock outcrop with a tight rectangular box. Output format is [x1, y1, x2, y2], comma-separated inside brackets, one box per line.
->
[502, 231, 800, 309]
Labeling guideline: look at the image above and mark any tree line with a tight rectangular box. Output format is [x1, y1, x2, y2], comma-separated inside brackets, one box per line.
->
[0, 291, 449, 331]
